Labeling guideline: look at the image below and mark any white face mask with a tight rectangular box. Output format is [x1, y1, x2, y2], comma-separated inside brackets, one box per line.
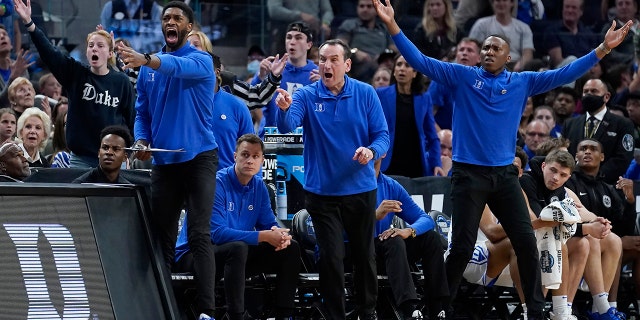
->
[247, 60, 260, 74]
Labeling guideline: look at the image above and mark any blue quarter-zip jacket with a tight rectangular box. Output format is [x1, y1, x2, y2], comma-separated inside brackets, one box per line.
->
[277, 76, 389, 196]
[392, 31, 599, 166]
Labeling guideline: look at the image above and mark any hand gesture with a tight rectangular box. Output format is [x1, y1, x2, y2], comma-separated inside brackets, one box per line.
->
[115, 42, 145, 69]
[352, 146, 374, 165]
[270, 53, 289, 77]
[275, 88, 292, 111]
[375, 199, 402, 220]
[12, 0, 32, 24]
[257, 57, 271, 80]
[603, 20, 634, 49]
[372, 0, 396, 26]
[309, 69, 320, 82]
[9, 49, 34, 82]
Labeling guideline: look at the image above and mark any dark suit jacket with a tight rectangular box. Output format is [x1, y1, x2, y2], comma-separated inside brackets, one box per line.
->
[562, 110, 634, 184]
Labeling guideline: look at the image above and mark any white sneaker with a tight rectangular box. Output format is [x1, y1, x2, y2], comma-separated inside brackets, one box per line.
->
[198, 313, 214, 320]
[410, 309, 424, 319]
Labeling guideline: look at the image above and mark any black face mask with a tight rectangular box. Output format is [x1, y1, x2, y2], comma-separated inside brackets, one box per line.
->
[581, 94, 605, 114]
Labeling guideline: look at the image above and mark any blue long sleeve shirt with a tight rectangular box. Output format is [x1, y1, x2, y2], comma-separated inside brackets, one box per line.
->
[376, 84, 441, 176]
[134, 42, 217, 164]
[392, 31, 600, 166]
[375, 173, 435, 236]
[213, 90, 255, 169]
[277, 76, 389, 196]
[174, 165, 278, 261]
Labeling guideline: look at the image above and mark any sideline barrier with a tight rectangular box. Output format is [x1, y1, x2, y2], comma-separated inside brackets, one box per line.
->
[0, 183, 177, 319]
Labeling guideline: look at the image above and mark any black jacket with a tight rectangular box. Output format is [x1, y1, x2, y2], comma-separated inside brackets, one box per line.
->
[562, 110, 634, 184]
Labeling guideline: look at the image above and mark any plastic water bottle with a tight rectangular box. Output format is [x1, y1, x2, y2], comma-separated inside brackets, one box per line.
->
[436, 215, 450, 238]
[276, 181, 287, 220]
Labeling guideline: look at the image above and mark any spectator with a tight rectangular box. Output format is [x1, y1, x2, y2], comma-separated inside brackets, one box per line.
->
[544, 0, 600, 68]
[246, 45, 265, 79]
[99, 0, 164, 53]
[176, 134, 300, 320]
[373, 155, 449, 319]
[523, 119, 551, 166]
[7, 76, 35, 119]
[73, 125, 132, 184]
[563, 139, 627, 319]
[253, 22, 318, 136]
[15, 0, 136, 168]
[413, 0, 461, 60]
[533, 105, 560, 138]
[48, 109, 69, 168]
[186, 30, 288, 111]
[0, 141, 30, 182]
[115, 2, 218, 319]
[371, 66, 391, 88]
[600, 0, 638, 69]
[16, 107, 49, 168]
[0, 107, 16, 142]
[453, 0, 493, 33]
[377, 54, 443, 177]
[562, 78, 634, 184]
[0, 23, 29, 93]
[468, 0, 535, 71]
[267, 0, 333, 55]
[275, 39, 389, 320]
[37, 72, 62, 101]
[372, 0, 631, 318]
[428, 37, 482, 131]
[438, 128, 453, 175]
[336, 0, 395, 82]
[552, 86, 579, 134]
[50, 96, 68, 128]
[625, 91, 640, 147]
[517, 96, 535, 146]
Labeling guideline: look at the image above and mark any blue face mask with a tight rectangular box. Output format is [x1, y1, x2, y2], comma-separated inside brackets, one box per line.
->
[247, 60, 260, 74]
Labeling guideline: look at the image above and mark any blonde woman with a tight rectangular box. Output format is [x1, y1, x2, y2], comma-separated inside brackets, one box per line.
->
[413, 0, 460, 60]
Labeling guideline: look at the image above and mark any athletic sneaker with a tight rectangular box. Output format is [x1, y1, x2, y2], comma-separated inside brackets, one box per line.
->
[588, 307, 626, 320]
[199, 313, 214, 320]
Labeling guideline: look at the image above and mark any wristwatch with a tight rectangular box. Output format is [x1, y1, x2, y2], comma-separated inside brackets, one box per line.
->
[410, 228, 417, 238]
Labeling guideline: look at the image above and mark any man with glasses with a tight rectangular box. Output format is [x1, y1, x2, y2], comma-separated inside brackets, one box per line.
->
[73, 125, 132, 184]
[523, 120, 551, 170]
[562, 78, 635, 184]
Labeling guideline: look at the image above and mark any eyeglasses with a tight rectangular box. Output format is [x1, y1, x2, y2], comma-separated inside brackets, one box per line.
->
[526, 132, 548, 137]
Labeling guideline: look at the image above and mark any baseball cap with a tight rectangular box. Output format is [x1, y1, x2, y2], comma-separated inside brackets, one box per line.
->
[287, 21, 313, 43]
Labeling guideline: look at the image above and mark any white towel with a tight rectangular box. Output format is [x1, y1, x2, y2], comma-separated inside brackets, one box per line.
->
[536, 198, 581, 289]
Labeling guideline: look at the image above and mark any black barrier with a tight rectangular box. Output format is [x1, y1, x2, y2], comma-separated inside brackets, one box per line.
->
[0, 184, 178, 320]
[388, 175, 453, 216]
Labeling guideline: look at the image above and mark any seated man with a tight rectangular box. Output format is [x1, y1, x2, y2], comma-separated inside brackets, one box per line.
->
[521, 149, 623, 319]
[0, 141, 31, 182]
[373, 156, 448, 320]
[460, 148, 588, 320]
[73, 125, 132, 184]
[564, 139, 629, 318]
[174, 134, 300, 320]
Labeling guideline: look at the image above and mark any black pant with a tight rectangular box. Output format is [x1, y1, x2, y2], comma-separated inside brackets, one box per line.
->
[305, 190, 378, 320]
[376, 229, 449, 318]
[217, 241, 301, 319]
[152, 149, 218, 315]
[446, 162, 544, 318]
